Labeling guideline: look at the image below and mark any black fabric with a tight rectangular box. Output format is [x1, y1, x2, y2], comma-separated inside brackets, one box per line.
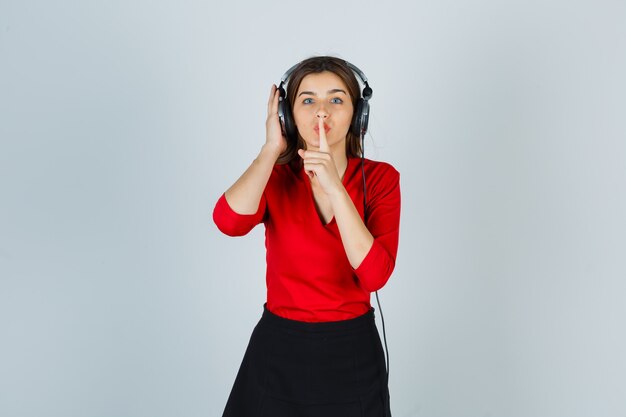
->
[222, 304, 392, 417]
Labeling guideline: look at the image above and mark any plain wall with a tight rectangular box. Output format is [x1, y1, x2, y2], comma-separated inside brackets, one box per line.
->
[1, 0, 625, 416]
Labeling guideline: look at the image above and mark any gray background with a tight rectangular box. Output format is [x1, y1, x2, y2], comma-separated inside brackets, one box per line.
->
[1, 0, 625, 416]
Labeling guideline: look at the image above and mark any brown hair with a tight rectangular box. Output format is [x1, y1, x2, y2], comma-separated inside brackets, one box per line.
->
[276, 56, 363, 165]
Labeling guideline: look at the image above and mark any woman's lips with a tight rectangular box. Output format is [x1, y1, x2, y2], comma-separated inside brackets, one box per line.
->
[314, 124, 331, 134]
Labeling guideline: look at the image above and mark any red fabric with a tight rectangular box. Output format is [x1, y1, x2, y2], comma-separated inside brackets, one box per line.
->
[213, 157, 401, 322]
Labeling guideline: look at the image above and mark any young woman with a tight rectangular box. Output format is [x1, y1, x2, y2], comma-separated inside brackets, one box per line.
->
[213, 56, 400, 417]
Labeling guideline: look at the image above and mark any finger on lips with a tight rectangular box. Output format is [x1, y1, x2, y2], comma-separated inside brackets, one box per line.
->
[318, 117, 330, 152]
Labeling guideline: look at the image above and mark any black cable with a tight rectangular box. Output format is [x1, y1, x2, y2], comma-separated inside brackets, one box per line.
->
[375, 290, 390, 377]
[361, 133, 391, 416]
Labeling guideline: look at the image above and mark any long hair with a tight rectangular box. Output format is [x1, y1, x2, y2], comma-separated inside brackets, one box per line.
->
[276, 56, 363, 165]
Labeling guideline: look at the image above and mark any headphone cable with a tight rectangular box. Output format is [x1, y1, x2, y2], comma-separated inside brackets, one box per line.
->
[361, 133, 391, 415]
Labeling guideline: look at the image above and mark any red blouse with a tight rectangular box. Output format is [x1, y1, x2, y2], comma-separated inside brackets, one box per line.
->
[213, 157, 401, 322]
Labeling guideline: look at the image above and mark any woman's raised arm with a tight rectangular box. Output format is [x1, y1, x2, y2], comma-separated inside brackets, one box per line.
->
[223, 84, 287, 214]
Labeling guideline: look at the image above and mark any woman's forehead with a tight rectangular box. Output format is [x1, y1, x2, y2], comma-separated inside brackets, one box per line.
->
[297, 71, 349, 94]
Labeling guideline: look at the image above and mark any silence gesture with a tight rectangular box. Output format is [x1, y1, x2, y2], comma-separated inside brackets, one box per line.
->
[297, 117, 344, 196]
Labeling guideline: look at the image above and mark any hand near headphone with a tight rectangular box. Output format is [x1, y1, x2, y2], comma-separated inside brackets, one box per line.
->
[265, 84, 287, 155]
[297, 117, 343, 196]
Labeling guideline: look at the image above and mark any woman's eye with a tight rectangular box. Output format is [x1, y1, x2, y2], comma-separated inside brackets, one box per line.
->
[331, 97, 343, 104]
[303, 98, 314, 104]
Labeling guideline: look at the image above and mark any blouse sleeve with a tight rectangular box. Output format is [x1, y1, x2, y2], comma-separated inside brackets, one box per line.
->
[354, 166, 401, 292]
[212, 192, 267, 236]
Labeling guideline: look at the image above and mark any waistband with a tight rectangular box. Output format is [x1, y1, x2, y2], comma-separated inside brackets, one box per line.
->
[260, 303, 375, 334]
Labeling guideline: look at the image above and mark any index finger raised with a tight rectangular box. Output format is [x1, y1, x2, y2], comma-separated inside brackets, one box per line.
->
[318, 117, 329, 153]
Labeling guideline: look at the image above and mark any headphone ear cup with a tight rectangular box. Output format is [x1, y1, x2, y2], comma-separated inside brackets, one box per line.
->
[351, 98, 369, 137]
[277, 86, 288, 136]
[278, 85, 297, 143]
[283, 100, 297, 143]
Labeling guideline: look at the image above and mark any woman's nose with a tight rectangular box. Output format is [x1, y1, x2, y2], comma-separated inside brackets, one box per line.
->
[316, 106, 329, 119]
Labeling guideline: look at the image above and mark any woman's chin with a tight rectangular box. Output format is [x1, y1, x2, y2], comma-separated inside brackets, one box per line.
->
[302, 139, 320, 150]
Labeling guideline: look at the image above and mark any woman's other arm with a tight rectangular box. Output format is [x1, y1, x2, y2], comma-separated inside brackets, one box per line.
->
[298, 118, 400, 289]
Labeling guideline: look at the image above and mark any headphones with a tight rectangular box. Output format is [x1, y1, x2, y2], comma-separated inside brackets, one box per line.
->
[277, 60, 374, 144]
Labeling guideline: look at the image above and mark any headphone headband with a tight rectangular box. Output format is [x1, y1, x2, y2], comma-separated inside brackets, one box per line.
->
[279, 60, 372, 100]
[279, 62, 300, 85]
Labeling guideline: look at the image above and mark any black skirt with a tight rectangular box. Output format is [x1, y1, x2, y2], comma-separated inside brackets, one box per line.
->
[221, 303, 392, 417]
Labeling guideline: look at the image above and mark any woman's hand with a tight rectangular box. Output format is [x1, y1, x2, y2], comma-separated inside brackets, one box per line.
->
[265, 84, 287, 155]
[297, 117, 343, 196]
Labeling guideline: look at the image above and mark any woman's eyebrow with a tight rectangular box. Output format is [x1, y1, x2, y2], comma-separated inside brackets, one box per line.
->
[298, 89, 347, 97]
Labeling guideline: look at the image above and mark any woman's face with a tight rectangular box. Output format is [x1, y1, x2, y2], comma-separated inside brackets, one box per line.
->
[292, 71, 354, 152]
